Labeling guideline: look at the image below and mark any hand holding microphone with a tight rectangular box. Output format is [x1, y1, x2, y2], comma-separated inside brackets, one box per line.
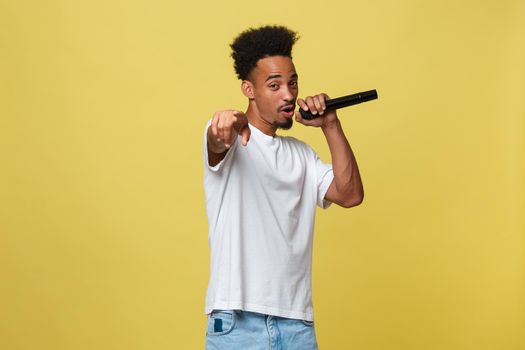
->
[297, 90, 378, 121]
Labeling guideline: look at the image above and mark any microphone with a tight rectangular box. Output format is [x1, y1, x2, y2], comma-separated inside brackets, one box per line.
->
[299, 89, 378, 120]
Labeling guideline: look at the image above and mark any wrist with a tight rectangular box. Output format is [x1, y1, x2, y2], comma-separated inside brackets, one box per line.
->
[321, 117, 341, 133]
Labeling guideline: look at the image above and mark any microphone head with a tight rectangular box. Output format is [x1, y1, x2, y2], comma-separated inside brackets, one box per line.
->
[299, 108, 318, 120]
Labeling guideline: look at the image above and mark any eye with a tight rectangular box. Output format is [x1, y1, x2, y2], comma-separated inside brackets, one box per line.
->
[269, 83, 279, 90]
[289, 80, 298, 87]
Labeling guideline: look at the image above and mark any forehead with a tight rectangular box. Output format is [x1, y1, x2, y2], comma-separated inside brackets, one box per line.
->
[252, 56, 297, 80]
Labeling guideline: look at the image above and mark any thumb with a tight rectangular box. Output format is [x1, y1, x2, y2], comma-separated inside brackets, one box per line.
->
[240, 125, 251, 146]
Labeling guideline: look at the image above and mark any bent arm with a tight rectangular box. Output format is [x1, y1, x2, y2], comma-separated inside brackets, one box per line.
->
[322, 119, 364, 208]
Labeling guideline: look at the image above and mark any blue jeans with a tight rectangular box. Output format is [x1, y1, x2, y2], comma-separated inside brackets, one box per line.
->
[205, 309, 319, 350]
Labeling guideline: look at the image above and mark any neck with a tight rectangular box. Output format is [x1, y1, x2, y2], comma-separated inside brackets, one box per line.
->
[246, 103, 276, 137]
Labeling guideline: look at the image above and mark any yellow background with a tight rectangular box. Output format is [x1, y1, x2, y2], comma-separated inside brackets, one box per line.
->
[1, 0, 524, 349]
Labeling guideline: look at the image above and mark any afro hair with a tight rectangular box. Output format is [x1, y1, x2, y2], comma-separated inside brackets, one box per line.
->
[230, 25, 299, 80]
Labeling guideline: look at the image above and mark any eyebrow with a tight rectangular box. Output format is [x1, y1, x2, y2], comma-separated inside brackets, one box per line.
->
[265, 73, 298, 82]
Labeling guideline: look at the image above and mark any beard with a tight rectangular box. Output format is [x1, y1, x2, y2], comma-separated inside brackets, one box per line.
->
[273, 110, 293, 130]
[274, 117, 293, 130]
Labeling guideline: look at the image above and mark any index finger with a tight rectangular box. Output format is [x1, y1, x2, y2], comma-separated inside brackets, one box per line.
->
[297, 98, 308, 111]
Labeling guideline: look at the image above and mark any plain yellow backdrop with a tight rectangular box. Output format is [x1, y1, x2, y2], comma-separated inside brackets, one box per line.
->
[1, 0, 524, 349]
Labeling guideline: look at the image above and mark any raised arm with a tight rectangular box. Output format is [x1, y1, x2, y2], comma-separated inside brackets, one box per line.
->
[295, 94, 364, 208]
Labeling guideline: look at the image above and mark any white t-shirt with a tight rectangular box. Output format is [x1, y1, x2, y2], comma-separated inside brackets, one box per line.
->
[203, 121, 334, 321]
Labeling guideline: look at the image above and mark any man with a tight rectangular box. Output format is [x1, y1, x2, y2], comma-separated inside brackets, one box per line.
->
[203, 25, 364, 349]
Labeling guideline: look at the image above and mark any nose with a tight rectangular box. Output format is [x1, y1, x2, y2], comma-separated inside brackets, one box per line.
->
[282, 86, 294, 102]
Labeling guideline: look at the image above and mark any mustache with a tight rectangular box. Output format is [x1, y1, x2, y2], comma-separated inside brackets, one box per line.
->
[278, 102, 296, 111]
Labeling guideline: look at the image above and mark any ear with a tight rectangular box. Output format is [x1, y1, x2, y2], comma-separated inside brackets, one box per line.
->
[241, 80, 255, 100]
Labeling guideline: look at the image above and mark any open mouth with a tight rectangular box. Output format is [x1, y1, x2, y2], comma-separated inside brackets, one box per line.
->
[280, 104, 295, 117]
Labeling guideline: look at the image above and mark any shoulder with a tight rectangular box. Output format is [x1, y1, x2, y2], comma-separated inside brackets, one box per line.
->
[281, 135, 307, 147]
[281, 135, 315, 155]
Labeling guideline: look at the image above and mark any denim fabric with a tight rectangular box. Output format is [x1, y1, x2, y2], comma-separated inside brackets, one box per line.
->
[205, 309, 318, 350]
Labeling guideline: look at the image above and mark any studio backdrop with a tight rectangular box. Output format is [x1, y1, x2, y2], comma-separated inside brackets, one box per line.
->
[1, 0, 524, 349]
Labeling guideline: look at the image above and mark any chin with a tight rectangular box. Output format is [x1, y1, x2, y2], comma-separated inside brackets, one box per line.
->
[275, 118, 293, 130]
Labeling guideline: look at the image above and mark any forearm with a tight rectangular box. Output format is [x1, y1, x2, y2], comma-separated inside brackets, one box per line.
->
[322, 118, 363, 199]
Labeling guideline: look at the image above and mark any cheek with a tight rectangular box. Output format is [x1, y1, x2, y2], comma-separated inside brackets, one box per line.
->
[257, 93, 277, 110]
[266, 97, 280, 112]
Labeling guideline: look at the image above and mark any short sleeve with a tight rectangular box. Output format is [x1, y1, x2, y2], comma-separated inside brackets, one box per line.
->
[203, 119, 238, 173]
[314, 153, 334, 209]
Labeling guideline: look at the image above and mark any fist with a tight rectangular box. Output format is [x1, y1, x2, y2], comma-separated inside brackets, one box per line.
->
[295, 93, 338, 128]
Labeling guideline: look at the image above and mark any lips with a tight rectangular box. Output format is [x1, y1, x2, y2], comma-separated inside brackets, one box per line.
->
[279, 104, 295, 117]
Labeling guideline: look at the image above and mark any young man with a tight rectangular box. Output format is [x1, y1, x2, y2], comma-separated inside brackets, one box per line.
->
[203, 25, 364, 349]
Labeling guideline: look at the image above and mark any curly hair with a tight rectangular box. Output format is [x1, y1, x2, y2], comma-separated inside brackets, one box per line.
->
[230, 25, 299, 80]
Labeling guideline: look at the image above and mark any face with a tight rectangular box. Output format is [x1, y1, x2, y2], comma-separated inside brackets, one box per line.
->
[246, 56, 298, 130]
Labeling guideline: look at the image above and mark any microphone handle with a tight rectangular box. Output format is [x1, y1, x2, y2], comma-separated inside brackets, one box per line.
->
[299, 89, 378, 120]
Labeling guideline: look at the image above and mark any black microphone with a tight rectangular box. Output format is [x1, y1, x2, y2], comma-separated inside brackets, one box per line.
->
[299, 89, 378, 120]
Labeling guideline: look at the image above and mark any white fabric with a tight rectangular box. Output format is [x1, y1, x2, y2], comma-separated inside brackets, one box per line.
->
[203, 121, 334, 321]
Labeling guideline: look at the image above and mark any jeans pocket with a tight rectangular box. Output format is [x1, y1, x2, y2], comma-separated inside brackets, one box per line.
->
[206, 310, 236, 336]
[301, 319, 314, 327]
